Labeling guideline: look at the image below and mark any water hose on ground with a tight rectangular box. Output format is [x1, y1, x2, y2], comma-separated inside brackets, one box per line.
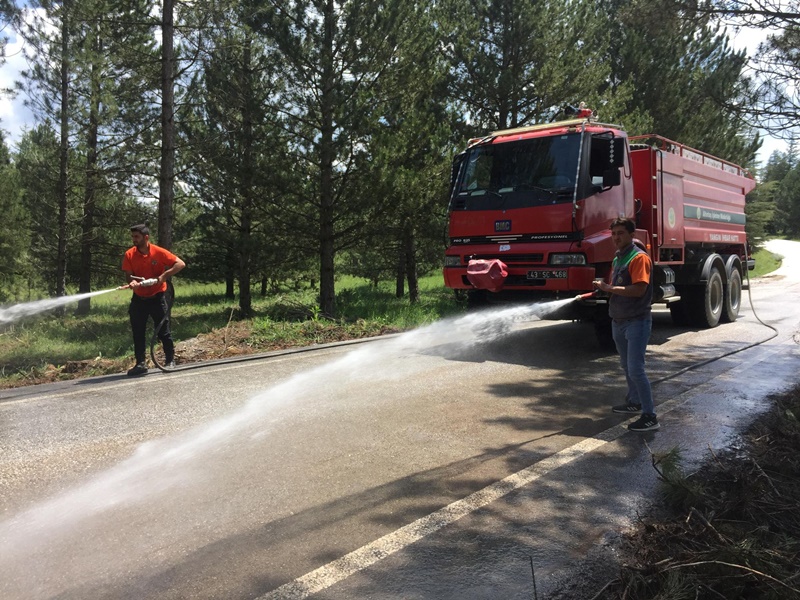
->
[650, 265, 778, 388]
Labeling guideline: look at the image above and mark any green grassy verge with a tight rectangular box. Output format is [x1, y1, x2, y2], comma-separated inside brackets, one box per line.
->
[750, 246, 782, 278]
[0, 275, 464, 388]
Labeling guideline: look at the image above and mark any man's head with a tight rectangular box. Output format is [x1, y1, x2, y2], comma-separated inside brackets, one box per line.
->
[609, 217, 635, 250]
[130, 223, 150, 251]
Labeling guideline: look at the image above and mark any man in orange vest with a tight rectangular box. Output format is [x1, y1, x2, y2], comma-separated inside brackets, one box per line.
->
[121, 224, 186, 376]
[593, 217, 658, 431]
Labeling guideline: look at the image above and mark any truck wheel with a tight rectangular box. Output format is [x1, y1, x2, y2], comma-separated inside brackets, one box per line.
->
[694, 265, 724, 328]
[721, 266, 742, 323]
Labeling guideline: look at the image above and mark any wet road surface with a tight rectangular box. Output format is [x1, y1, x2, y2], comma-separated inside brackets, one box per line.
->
[1, 240, 798, 599]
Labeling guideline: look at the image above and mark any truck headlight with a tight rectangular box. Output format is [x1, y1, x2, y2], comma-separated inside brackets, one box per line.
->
[444, 255, 461, 267]
[549, 253, 586, 265]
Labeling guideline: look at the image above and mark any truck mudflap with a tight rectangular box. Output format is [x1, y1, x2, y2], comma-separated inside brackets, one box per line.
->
[466, 259, 508, 292]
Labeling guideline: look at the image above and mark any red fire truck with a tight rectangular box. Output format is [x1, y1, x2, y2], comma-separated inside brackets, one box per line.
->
[443, 112, 756, 347]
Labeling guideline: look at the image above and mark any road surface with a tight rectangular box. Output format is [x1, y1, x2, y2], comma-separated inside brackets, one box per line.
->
[1, 240, 798, 599]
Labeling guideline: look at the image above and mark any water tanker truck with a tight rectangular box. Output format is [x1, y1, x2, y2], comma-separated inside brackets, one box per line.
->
[443, 109, 756, 348]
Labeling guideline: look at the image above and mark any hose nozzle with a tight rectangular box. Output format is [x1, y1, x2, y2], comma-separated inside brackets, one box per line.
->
[574, 291, 596, 301]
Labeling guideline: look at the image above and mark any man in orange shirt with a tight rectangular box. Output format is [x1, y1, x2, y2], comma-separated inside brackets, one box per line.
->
[122, 224, 186, 376]
[593, 217, 658, 431]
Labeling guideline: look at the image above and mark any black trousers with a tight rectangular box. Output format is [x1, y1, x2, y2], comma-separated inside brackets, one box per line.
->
[129, 292, 174, 364]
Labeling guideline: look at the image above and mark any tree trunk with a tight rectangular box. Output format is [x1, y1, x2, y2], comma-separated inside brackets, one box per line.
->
[395, 244, 405, 298]
[55, 1, 70, 303]
[77, 28, 101, 315]
[158, 0, 175, 250]
[405, 220, 419, 303]
[318, 0, 336, 318]
[238, 35, 254, 317]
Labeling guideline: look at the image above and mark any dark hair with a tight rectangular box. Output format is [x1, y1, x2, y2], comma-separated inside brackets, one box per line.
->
[130, 223, 150, 236]
[610, 217, 635, 233]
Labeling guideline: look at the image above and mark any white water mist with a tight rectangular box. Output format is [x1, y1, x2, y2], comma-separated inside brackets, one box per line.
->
[0, 288, 118, 325]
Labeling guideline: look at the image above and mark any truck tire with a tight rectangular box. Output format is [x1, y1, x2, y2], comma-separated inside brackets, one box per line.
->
[721, 266, 742, 323]
[692, 265, 724, 328]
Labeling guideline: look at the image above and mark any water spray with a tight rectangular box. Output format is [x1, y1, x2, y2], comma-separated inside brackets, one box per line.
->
[0, 276, 164, 326]
[0, 288, 122, 325]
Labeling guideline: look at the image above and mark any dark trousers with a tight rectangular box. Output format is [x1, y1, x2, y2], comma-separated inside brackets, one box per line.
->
[129, 292, 174, 364]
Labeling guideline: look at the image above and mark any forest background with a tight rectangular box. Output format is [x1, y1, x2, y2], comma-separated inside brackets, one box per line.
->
[0, 0, 799, 321]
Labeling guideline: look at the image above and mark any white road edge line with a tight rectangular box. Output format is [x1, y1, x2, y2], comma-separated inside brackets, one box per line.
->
[258, 432, 621, 600]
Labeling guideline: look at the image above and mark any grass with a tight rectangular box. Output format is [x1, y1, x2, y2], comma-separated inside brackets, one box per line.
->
[0, 275, 465, 388]
[750, 246, 782, 278]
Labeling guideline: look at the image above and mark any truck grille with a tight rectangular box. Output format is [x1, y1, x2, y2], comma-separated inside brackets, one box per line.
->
[470, 253, 544, 264]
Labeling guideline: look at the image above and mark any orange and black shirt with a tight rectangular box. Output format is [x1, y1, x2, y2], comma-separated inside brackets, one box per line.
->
[122, 244, 178, 298]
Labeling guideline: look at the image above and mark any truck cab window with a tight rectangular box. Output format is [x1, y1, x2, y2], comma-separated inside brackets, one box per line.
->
[455, 133, 581, 209]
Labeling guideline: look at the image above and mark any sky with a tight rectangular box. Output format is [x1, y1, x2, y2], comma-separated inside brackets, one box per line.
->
[0, 15, 790, 169]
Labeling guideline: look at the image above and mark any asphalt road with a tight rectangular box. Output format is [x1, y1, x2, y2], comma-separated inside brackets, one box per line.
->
[1, 240, 799, 600]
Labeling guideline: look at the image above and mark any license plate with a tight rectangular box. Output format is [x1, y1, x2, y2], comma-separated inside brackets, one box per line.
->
[526, 269, 568, 279]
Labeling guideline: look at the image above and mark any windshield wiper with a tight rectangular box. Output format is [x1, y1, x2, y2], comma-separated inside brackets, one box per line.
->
[469, 188, 504, 200]
[514, 183, 557, 200]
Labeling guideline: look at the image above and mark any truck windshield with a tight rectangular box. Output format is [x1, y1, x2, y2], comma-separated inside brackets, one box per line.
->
[454, 133, 581, 209]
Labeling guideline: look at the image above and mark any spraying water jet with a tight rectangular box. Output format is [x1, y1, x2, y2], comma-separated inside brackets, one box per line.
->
[0, 288, 126, 326]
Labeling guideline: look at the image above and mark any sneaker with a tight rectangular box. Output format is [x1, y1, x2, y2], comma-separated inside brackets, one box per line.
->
[165, 360, 176, 369]
[612, 403, 642, 414]
[628, 414, 660, 432]
[127, 362, 148, 376]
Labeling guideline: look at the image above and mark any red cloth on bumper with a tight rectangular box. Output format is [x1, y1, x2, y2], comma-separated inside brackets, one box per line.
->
[466, 259, 508, 292]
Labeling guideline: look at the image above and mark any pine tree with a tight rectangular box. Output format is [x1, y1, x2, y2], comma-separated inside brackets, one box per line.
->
[0, 131, 28, 302]
[252, 0, 417, 317]
[440, 0, 609, 131]
[183, 4, 289, 316]
[602, 0, 760, 166]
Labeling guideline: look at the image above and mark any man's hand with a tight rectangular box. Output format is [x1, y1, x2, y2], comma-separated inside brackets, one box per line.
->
[593, 280, 611, 293]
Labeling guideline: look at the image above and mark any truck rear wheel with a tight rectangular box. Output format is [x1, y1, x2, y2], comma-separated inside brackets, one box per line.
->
[721, 266, 742, 323]
[692, 265, 724, 328]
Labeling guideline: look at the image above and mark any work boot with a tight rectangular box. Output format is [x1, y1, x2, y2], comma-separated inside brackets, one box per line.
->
[628, 414, 660, 432]
[612, 403, 641, 414]
[127, 362, 148, 376]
